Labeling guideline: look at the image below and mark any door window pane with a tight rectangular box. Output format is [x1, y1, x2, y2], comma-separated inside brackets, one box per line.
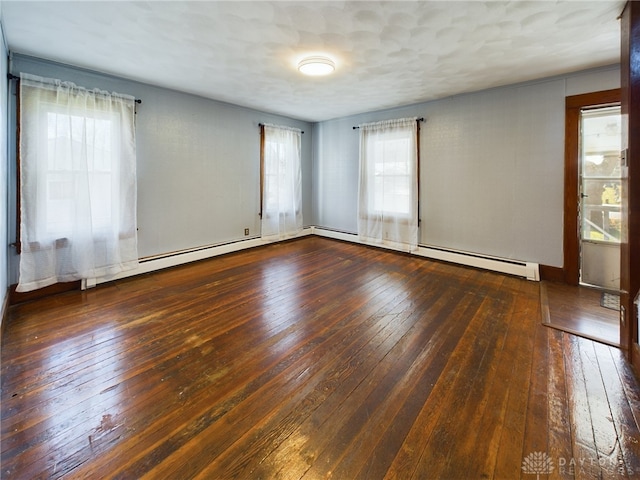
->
[580, 106, 621, 243]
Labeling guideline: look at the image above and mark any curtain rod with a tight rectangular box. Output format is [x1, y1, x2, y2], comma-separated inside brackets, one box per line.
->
[352, 117, 424, 129]
[7, 73, 142, 104]
[259, 123, 304, 134]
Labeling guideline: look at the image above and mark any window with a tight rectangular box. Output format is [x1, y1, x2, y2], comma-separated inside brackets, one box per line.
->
[370, 135, 414, 216]
[260, 124, 303, 239]
[358, 117, 419, 251]
[17, 73, 138, 292]
[42, 109, 119, 240]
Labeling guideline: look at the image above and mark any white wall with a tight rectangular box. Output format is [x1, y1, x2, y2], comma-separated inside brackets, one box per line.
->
[313, 66, 620, 267]
[8, 54, 313, 284]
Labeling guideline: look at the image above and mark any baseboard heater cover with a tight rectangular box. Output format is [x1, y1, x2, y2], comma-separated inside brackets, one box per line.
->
[89, 229, 313, 287]
[311, 227, 540, 281]
[86, 225, 539, 288]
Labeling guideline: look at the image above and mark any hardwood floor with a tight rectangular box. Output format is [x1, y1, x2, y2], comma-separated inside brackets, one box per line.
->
[541, 281, 620, 347]
[2, 236, 640, 479]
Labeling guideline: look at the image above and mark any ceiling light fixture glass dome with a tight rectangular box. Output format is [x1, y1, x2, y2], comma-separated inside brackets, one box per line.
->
[298, 56, 335, 76]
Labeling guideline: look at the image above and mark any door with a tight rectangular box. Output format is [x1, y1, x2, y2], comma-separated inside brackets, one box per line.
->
[579, 105, 622, 290]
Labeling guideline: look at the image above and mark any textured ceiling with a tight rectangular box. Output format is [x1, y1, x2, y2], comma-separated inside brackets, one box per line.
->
[1, 1, 625, 122]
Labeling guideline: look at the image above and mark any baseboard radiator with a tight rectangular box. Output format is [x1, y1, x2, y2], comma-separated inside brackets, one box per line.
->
[87, 225, 539, 288]
[311, 227, 540, 281]
[89, 229, 314, 287]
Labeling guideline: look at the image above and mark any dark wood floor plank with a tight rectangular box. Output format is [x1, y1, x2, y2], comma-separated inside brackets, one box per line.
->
[444, 277, 537, 479]
[546, 327, 575, 480]
[75, 246, 424, 478]
[591, 341, 640, 476]
[5, 248, 360, 428]
[607, 345, 640, 476]
[384, 274, 518, 479]
[129, 272, 426, 479]
[2, 237, 640, 480]
[578, 339, 627, 477]
[246, 266, 454, 480]
[410, 301, 510, 477]
[55, 249, 407, 478]
[311, 276, 485, 480]
[521, 296, 552, 479]
[563, 335, 602, 478]
[492, 284, 540, 479]
[2, 280, 341, 472]
[188, 258, 458, 480]
[418, 276, 544, 480]
[1, 244, 344, 472]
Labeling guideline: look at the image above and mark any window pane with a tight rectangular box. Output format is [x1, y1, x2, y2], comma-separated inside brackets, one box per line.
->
[582, 108, 621, 178]
[580, 106, 622, 244]
[371, 137, 412, 215]
[46, 111, 115, 238]
[581, 178, 621, 242]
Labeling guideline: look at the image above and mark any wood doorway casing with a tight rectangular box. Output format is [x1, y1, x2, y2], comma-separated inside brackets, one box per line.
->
[563, 89, 621, 285]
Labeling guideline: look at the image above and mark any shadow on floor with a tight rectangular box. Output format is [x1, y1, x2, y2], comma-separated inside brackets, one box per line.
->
[541, 281, 620, 347]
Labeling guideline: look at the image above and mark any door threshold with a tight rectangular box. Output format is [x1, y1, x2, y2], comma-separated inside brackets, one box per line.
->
[578, 281, 622, 295]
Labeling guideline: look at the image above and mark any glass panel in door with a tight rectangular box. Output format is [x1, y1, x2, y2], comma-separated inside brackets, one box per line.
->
[580, 106, 621, 290]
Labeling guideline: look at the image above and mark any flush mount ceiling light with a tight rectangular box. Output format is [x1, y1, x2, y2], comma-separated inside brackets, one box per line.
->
[297, 56, 335, 76]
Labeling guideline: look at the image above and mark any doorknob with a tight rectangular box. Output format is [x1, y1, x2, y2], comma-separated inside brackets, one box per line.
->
[581, 194, 589, 198]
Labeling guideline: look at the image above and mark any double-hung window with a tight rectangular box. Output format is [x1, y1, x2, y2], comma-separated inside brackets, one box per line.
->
[41, 108, 116, 240]
[17, 73, 138, 292]
[260, 124, 303, 239]
[358, 117, 419, 251]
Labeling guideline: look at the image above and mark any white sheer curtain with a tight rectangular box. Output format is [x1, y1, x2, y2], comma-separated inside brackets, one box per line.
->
[261, 124, 303, 240]
[358, 117, 419, 252]
[17, 73, 138, 292]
